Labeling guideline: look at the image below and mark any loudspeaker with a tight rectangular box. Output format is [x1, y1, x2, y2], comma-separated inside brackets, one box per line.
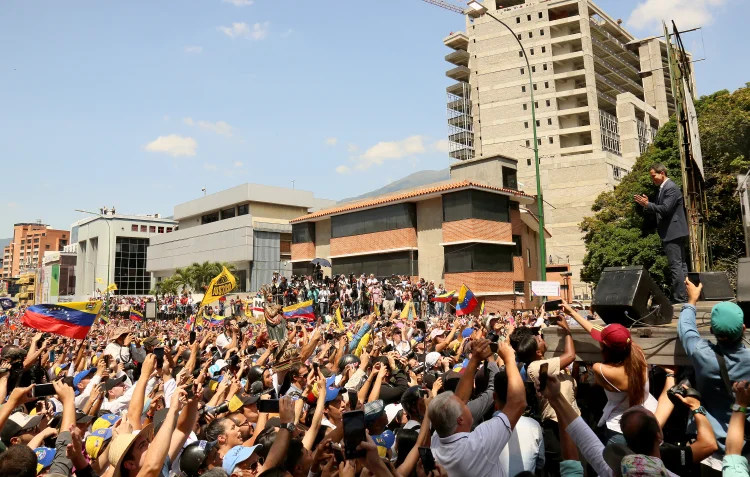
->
[738, 258, 750, 326]
[687, 271, 734, 301]
[592, 266, 673, 326]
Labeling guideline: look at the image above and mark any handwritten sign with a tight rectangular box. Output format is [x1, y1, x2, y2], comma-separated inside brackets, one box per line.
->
[531, 281, 560, 297]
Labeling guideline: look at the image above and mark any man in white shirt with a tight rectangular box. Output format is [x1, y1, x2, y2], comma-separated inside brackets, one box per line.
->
[428, 340, 526, 477]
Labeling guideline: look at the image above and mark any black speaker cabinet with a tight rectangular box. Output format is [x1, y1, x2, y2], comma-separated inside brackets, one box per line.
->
[738, 258, 750, 326]
[687, 271, 734, 301]
[592, 266, 673, 326]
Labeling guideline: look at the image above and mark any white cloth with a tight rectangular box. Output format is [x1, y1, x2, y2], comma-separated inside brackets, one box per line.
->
[74, 375, 102, 409]
[595, 364, 658, 433]
[215, 333, 231, 351]
[498, 416, 545, 477]
[104, 342, 131, 364]
[431, 412, 513, 477]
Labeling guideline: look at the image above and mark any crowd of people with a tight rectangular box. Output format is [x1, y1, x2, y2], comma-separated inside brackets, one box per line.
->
[0, 274, 747, 477]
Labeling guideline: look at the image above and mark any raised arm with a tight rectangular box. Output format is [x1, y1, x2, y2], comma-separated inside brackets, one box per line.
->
[563, 302, 595, 334]
[455, 338, 492, 404]
[138, 387, 186, 477]
[498, 342, 525, 429]
[677, 279, 704, 356]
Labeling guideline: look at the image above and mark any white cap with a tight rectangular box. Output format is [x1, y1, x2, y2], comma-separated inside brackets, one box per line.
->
[385, 403, 403, 425]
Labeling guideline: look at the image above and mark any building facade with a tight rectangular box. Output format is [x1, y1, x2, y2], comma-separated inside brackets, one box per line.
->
[73, 212, 178, 296]
[1, 222, 69, 281]
[146, 183, 335, 293]
[445, 0, 694, 294]
[37, 249, 77, 303]
[290, 157, 549, 313]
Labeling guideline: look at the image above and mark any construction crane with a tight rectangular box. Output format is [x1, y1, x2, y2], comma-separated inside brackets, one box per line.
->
[420, 0, 465, 15]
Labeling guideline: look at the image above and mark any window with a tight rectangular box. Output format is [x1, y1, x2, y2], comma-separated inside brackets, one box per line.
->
[538, 138, 542, 145]
[533, 84, 537, 90]
[442, 189, 510, 223]
[536, 120, 540, 127]
[538, 12, 543, 19]
[535, 101, 539, 108]
[531, 66, 536, 73]
[527, 248, 532, 268]
[220, 207, 236, 220]
[166, 228, 173, 233]
[502, 167, 518, 190]
[540, 29, 545, 36]
[292, 223, 316, 244]
[517, 34, 522, 40]
[549, 137, 554, 144]
[158, 227, 164, 233]
[512, 234, 523, 256]
[33, 238, 39, 243]
[528, 32, 533, 38]
[516, 17, 520, 23]
[201, 212, 219, 225]
[114, 237, 150, 295]
[131, 225, 138, 232]
[333, 251, 417, 278]
[527, 14, 531, 21]
[332, 203, 416, 238]
[545, 81, 549, 88]
[149, 226, 156, 233]
[527, 158, 532, 166]
[524, 121, 529, 129]
[238, 204, 249, 216]
[519, 51, 523, 57]
[546, 99, 551, 106]
[444, 244, 514, 273]
[20, 240, 24, 244]
[542, 46, 546, 53]
[526, 140, 530, 147]
[514, 281, 525, 294]
[547, 118, 552, 125]
[530, 48, 534, 55]
[522, 86, 526, 92]
[523, 103, 527, 111]
[140, 225, 147, 232]
[543, 63, 548, 71]
[520, 68, 524, 75]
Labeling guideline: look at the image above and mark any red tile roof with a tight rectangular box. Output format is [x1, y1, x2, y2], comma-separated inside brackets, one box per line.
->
[291, 179, 534, 223]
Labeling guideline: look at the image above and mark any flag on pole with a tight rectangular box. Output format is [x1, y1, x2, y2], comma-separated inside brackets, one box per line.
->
[335, 306, 345, 330]
[354, 331, 371, 357]
[479, 300, 485, 316]
[105, 283, 117, 293]
[283, 300, 315, 321]
[209, 315, 225, 326]
[200, 267, 237, 308]
[455, 285, 478, 316]
[21, 301, 103, 339]
[399, 301, 416, 321]
[432, 290, 456, 303]
[129, 309, 143, 322]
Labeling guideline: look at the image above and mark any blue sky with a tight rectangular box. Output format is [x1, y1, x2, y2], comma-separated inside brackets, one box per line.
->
[1, 0, 747, 237]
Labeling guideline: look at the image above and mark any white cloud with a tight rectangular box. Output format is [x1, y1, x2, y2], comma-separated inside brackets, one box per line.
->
[336, 135, 448, 173]
[218, 21, 270, 40]
[183, 117, 234, 138]
[223, 0, 254, 5]
[347, 144, 359, 153]
[335, 165, 351, 174]
[433, 139, 451, 154]
[184, 46, 203, 54]
[234, 161, 244, 167]
[325, 137, 338, 146]
[204, 163, 218, 171]
[145, 135, 197, 157]
[627, 0, 726, 32]
[281, 28, 294, 39]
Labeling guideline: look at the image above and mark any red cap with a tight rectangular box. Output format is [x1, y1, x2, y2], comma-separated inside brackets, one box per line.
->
[590, 324, 632, 350]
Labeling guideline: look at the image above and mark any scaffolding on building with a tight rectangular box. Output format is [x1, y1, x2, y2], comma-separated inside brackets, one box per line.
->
[447, 81, 475, 161]
[599, 109, 621, 156]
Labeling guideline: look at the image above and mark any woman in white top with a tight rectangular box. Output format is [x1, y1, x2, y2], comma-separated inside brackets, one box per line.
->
[566, 303, 657, 443]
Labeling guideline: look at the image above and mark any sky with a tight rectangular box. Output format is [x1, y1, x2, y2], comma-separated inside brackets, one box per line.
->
[1, 0, 748, 238]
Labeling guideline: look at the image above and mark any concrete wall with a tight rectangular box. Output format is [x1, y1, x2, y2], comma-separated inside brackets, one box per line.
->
[449, 156, 517, 188]
[250, 202, 310, 222]
[314, 220, 332, 277]
[416, 198, 444, 284]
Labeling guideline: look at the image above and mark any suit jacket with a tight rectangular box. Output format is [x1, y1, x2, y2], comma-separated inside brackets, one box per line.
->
[645, 179, 689, 242]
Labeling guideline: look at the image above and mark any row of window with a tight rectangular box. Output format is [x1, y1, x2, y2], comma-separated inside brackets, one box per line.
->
[201, 204, 250, 225]
[332, 251, 419, 278]
[517, 12, 544, 23]
[520, 81, 550, 93]
[520, 46, 546, 58]
[331, 203, 416, 239]
[130, 224, 174, 233]
[114, 237, 150, 295]
[516, 29, 545, 41]
[443, 189, 510, 223]
[523, 99, 552, 111]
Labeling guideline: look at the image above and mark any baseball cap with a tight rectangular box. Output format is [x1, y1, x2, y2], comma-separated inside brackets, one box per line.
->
[85, 428, 113, 459]
[222, 445, 261, 474]
[92, 414, 120, 432]
[325, 385, 346, 404]
[384, 403, 403, 425]
[711, 302, 745, 340]
[590, 324, 631, 350]
[429, 329, 445, 340]
[228, 394, 260, 413]
[425, 352, 441, 369]
[73, 369, 97, 388]
[371, 430, 396, 450]
[142, 336, 160, 348]
[1, 412, 43, 444]
[461, 328, 473, 339]
[76, 411, 95, 425]
[364, 399, 385, 423]
[35, 447, 55, 474]
[104, 376, 127, 391]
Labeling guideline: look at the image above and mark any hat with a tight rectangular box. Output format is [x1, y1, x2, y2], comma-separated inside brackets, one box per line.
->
[104, 375, 127, 391]
[180, 440, 218, 477]
[35, 447, 55, 474]
[384, 403, 403, 425]
[364, 399, 385, 423]
[222, 445, 261, 474]
[325, 385, 346, 404]
[85, 428, 113, 459]
[92, 414, 120, 432]
[425, 352, 441, 369]
[229, 394, 259, 413]
[371, 430, 396, 450]
[73, 369, 97, 388]
[76, 411, 95, 425]
[108, 424, 153, 477]
[142, 336, 160, 348]
[461, 328, 473, 339]
[112, 327, 130, 339]
[620, 454, 669, 477]
[429, 329, 445, 340]
[590, 324, 631, 350]
[1, 412, 42, 444]
[711, 302, 745, 340]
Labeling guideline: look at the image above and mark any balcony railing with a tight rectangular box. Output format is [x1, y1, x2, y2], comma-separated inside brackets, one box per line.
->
[590, 37, 640, 76]
[599, 110, 621, 156]
[593, 56, 643, 95]
[595, 72, 626, 96]
[588, 19, 640, 63]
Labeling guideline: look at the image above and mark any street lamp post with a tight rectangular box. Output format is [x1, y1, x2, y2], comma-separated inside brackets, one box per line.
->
[75, 209, 112, 312]
[467, 1, 547, 281]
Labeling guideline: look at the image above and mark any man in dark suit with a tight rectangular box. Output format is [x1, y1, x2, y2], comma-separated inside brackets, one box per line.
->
[634, 163, 690, 303]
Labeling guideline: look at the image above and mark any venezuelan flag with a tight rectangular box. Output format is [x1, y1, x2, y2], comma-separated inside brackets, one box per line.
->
[283, 300, 315, 321]
[209, 315, 225, 326]
[432, 290, 456, 303]
[129, 309, 143, 322]
[21, 301, 103, 339]
[455, 285, 478, 316]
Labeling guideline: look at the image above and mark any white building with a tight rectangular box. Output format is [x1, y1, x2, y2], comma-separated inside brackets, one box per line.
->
[73, 211, 178, 296]
[146, 183, 335, 293]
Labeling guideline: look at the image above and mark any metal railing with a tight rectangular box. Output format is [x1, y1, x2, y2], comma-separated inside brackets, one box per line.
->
[590, 37, 640, 76]
[599, 110, 621, 156]
[588, 18, 640, 63]
[593, 56, 644, 94]
[595, 72, 626, 95]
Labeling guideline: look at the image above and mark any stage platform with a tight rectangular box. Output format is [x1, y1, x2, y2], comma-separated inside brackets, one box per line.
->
[542, 301, 736, 366]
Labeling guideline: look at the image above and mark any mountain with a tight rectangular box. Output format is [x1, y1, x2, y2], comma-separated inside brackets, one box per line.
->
[338, 169, 450, 203]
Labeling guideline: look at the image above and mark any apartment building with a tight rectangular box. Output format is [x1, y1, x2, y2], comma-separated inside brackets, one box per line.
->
[444, 0, 694, 292]
[1, 222, 69, 280]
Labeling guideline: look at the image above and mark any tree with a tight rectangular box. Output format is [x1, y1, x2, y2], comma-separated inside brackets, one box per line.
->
[581, 86, 750, 293]
[171, 267, 194, 293]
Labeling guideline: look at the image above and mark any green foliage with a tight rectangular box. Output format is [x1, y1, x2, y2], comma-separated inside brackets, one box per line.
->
[582, 85, 750, 292]
[154, 261, 237, 295]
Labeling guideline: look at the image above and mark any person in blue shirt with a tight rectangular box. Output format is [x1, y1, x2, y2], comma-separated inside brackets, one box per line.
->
[678, 277, 750, 452]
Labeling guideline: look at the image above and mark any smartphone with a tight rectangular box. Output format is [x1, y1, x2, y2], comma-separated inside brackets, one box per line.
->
[257, 399, 280, 413]
[342, 410, 366, 459]
[313, 362, 319, 374]
[48, 351, 56, 362]
[539, 363, 549, 392]
[489, 342, 499, 354]
[189, 331, 197, 345]
[347, 389, 358, 411]
[544, 300, 562, 312]
[687, 272, 701, 287]
[153, 347, 165, 369]
[330, 442, 345, 463]
[33, 383, 56, 398]
[419, 447, 436, 473]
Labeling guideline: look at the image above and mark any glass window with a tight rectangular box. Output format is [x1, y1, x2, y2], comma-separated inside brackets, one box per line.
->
[519, 51, 523, 57]
[523, 103, 527, 111]
[522, 86, 526, 92]
[444, 244, 513, 273]
[331, 203, 416, 239]
[543, 64, 548, 71]
[131, 225, 138, 232]
[238, 204, 249, 216]
[292, 223, 315, 244]
[201, 212, 219, 224]
[114, 237, 150, 295]
[514, 281, 525, 294]
[520, 68, 524, 75]
[158, 227, 164, 233]
[549, 137, 554, 144]
[149, 226, 156, 233]
[221, 208, 236, 220]
[140, 225, 147, 232]
[546, 99, 551, 106]
[527, 14, 531, 21]
[503, 167, 518, 190]
[166, 228, 173, 233]
[527, 248, 532, 268]
[332, 251, 417, 278]
[443, 190, 510, 223]
[539, 12, 543, 19]
[512, 234, 523, 256]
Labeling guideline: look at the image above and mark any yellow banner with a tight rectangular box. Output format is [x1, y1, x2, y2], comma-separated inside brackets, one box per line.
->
[335, 306, 345, 331]
[105, 283, 118, 292]
[200, 267, 237, 307]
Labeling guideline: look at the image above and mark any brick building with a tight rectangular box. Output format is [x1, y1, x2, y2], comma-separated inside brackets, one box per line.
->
[290, 156, 551, 313]
[1, 222, 69, 281]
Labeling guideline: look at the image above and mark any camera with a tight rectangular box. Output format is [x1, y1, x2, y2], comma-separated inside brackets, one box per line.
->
[412, 364, 425, 374]
[667, 378, 701, 405]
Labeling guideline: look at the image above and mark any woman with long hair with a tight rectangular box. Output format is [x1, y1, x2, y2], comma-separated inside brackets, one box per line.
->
[565, 303, 657, 443]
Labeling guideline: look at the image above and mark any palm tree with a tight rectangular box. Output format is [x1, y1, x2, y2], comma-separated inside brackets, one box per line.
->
[172, 267, 194, 294]
[189, 261, 218, 291]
